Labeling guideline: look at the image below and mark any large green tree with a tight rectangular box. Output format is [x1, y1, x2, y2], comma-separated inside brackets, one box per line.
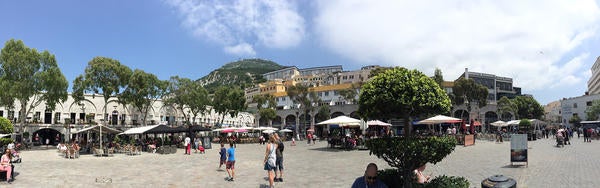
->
[122, 69, 167, 126]
[570, 115, 582, 127]
[253, 94, 277, 126]
[0, 39, 68, 136]
[315, 105, 331, 123]
[359, 67, 451, 136]
[286, 84, 321, 134]
[73, 56, 132, 150]
[433, 67, 444, 87]
[452, 78, 489, 131]
[512, 96, 544, 119]
[212, 86, 247, 127]
[338, 86, 358, 104]
[497, 96, 517, 120]
[586, 100, 600, 121]
[163, 76, 210, 126]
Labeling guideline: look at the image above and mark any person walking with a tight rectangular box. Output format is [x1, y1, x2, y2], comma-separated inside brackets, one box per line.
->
[264, 135, 277, 188]
[194, 137, 199, 153]
[219, 143, 227, 169]
[226, 142, 236, 181]
[184, 135, 191, 155]
[274, 134, 285, 182]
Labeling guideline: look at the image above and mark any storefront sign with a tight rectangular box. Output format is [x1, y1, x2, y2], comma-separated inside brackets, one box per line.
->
[510, 134, 528, 165]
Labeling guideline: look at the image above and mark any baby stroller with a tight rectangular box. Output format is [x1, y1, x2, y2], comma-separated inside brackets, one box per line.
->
[556, 134, 565, 147]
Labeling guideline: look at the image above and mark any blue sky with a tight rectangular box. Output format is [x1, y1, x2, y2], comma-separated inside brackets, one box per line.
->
[2, 0, 600, 105]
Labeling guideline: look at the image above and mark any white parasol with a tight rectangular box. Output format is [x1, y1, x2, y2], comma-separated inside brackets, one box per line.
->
[417, 115, 462, 124]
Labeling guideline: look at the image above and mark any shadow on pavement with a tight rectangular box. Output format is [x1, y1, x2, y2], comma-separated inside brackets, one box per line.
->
[501, 164, 526, 168]
[308, 147, 349, 152]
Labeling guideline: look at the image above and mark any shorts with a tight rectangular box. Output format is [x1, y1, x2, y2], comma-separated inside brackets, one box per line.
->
[274, 157, 284, 171]
[264, 161, 276, 171]
[226, 161, 235, 169]
[220, 159, 226, 165]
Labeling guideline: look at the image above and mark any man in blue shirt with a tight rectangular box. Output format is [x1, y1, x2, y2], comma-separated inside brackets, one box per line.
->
[352, 163, 388, 188]
[226, 142, 236, 181]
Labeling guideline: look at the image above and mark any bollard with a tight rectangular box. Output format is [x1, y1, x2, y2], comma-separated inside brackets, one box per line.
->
[481, 175, 516, 188]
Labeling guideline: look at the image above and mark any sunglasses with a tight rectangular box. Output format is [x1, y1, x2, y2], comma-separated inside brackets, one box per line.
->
[366, 176, 377, 180]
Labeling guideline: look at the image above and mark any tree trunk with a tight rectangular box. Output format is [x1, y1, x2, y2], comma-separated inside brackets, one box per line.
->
[403, 115, 412, 137]
[19, 103, 27, 137]
[221, 113, 227, 127]
[192, 114, 198, 125]
[142, 110, 147, 127]
[295, 110, 300, 140]
[101, 101, 108, 151]
[310, 111, 315, 133]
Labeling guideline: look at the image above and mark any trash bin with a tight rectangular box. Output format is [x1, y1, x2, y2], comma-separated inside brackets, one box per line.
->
[481, 175, 516, 188]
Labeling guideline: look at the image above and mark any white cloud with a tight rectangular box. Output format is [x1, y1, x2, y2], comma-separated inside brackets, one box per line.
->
[224, 43, 256, 56]
[165, 0, 305, 56]
[314, 0, 600, 91]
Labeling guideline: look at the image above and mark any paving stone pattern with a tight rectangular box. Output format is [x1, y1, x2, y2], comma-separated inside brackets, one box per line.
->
[6, 137, 600, 187]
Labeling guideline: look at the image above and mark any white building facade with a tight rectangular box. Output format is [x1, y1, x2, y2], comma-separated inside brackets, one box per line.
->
[560, 94, 600, 127]
[1, 93, 254, 141]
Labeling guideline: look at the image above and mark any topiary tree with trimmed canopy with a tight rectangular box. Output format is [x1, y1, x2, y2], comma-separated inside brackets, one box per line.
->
[359, 67, 461, 188]
[358, 67, 451, 136]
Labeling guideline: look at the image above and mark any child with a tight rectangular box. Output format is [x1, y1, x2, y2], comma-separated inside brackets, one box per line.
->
[219, 143, 226, 169]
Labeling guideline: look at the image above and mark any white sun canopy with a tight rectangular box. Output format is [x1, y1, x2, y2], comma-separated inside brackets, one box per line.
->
[119, 125, 160, 135]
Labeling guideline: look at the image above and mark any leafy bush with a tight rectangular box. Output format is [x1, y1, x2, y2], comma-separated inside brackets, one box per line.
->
[518, 119, 531, 133]
[378, 169, 402, 187]
[0, 138, 14, 147]
[0, 117, 14, 134]
[426, 175, 470, 188]
[366, 136, 457, 188]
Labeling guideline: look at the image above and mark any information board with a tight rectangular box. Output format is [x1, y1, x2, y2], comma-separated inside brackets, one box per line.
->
[510, 134, 528, 164]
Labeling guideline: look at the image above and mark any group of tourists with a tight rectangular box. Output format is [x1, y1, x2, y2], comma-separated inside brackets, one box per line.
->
[57, 141, 80, 159]
[582, 127, 598, 142]
[219, 133, 285, 188]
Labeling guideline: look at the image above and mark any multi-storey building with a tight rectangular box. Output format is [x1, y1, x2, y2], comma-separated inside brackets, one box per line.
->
[544, 101, 562, 124]
[588, 56, 600, 95]
[457, 68, 522, 102]
[449, 68, 524, 131]
[560, 94, 600, 127]
[247, 65, 376, 136]
[1, 94, 254, 144]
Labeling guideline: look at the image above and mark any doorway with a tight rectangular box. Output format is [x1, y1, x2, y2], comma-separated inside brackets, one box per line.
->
[44, 110, 52, 124]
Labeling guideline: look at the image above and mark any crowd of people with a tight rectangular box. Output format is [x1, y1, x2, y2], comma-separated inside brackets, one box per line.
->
[218, 133, 286, 188]
[56, 141, 80, 159]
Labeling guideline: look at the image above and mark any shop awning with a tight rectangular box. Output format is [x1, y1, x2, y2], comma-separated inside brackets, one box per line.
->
[74, 125, 122, 134]
[120, 125, 160, 135]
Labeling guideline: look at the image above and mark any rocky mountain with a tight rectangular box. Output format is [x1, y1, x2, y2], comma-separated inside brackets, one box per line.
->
[198, 58, 286, 93]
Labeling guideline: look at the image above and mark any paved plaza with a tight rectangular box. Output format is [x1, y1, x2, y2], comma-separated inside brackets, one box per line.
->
[5, 136, 600, 187]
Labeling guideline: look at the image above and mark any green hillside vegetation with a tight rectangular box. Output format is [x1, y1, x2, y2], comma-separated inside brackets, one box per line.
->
[198, 58, 285, 93]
